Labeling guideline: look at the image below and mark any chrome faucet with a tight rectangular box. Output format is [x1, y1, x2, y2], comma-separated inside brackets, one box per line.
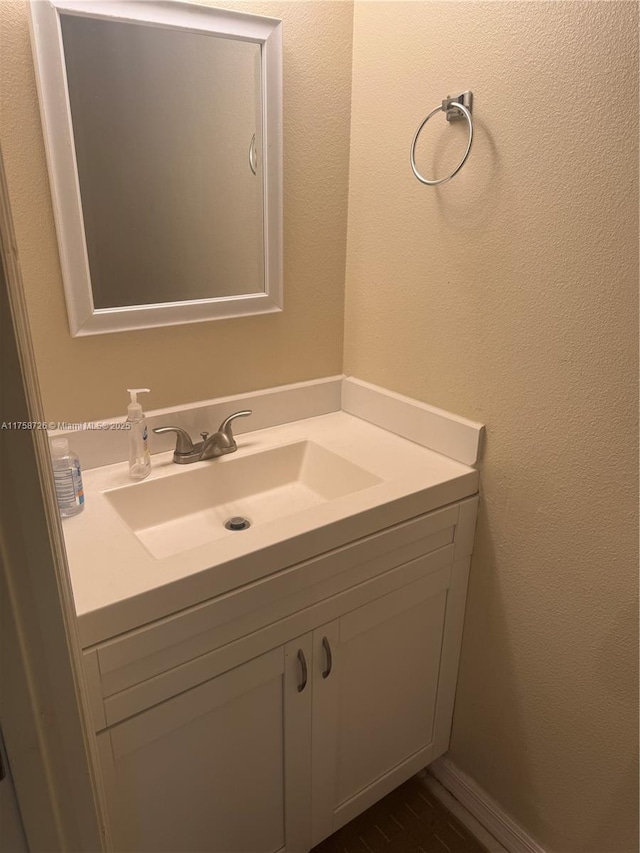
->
[153, 410, 252, 464]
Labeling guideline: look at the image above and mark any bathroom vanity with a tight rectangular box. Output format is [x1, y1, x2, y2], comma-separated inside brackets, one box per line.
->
[29, 15, 483, 844]
[58, 380, 483, 853]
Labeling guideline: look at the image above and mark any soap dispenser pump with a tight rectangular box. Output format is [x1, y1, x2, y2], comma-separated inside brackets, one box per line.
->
[126, 388, 151, 480]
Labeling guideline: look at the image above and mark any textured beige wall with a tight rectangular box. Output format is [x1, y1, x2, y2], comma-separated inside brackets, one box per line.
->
[0, 0, 353, 422]
[345, 2, 638, 851]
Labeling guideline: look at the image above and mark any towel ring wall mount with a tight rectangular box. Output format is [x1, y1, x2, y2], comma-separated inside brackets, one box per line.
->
[410, 91, 474, 186]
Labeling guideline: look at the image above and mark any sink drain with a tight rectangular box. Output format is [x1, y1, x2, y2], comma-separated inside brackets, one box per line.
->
[224, 516, 251, 531]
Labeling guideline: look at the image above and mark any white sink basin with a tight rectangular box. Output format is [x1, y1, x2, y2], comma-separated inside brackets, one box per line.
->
[104, 440, 382, 559]
[61, 411, 481, 647]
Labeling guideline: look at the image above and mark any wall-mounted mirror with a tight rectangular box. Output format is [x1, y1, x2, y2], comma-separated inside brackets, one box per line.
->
[29, 1, 283, 336]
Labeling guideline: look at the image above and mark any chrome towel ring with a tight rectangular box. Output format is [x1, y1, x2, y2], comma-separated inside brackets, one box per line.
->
[410, 91, 474, 186]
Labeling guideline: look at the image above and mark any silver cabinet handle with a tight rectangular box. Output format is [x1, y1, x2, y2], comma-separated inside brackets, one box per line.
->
[321, 636, 332, 679]
[297, 649, 307, 692]
[249, 133, 257, 175]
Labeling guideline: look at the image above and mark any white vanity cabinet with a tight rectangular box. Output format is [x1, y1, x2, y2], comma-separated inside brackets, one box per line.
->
[310, 570, 450, 845]
[85, 496, 478, 853]
[96, 638, 312, 853]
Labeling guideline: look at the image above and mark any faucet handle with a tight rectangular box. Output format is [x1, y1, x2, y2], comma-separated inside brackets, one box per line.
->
[152, 426, 194, 455]
[217, 410, 252, 443]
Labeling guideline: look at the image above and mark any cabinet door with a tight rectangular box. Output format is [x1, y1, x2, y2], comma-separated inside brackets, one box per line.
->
[310, 567, 450, 846]
[97, 636, 313, 853]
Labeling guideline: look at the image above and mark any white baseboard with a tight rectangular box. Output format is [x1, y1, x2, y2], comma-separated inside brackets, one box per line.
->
[417, 771, 508, 853]
[428, 757, 549, 853]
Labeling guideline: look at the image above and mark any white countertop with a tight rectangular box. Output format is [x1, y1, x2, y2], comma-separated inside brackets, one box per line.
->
[63, 412, 479, 647]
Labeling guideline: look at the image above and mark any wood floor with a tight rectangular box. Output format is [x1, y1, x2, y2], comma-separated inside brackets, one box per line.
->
[311, 774, 488, 853]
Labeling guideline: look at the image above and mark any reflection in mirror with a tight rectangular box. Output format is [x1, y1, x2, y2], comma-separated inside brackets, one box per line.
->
[29, 1, 283, 335]
[61, 15, 264, 308]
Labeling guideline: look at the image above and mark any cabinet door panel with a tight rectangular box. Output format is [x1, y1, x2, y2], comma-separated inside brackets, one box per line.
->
[337, 591, 446, 801]
[311, 567, 449, 844]
[99, 643, 311, 853]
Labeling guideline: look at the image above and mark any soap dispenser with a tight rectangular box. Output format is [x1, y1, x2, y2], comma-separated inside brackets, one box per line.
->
[126, 388, 151, 480]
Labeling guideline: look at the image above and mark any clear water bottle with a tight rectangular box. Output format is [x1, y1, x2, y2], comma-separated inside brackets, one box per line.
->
[50, 437, 85, 517]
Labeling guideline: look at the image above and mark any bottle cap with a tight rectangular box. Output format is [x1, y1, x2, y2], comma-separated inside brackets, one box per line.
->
[50, 437, 70, 457]
[127, 388, 150, 418]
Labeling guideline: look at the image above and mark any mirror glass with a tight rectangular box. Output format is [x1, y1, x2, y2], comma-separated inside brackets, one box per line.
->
[29, 1, 283, 336]
[61, 15, 264, 308]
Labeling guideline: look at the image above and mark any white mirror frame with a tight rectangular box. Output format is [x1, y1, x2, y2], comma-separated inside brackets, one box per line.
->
[28, 0, 283, 336]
